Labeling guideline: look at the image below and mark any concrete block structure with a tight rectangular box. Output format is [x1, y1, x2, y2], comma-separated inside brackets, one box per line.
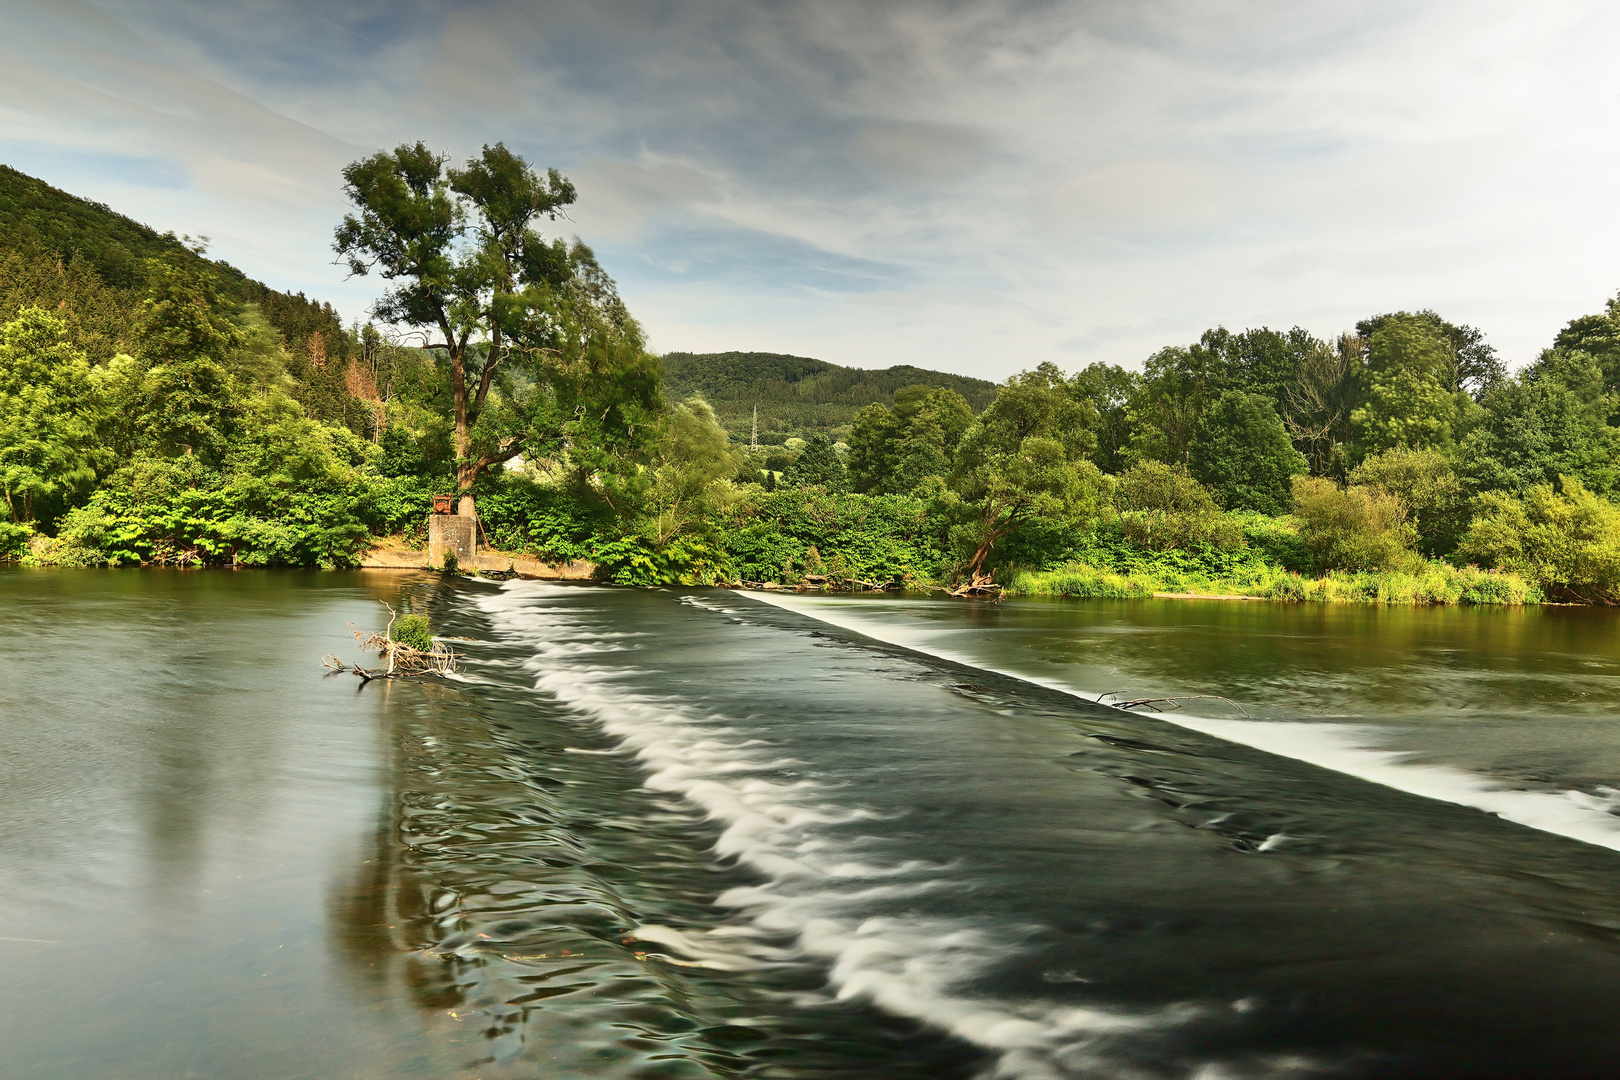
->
[427, 514, 476, 567]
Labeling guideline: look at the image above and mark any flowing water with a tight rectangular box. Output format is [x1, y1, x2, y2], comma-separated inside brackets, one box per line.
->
[6, 571, 1620, 1079]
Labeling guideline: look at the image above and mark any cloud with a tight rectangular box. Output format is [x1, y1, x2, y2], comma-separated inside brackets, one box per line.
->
[3, 0, 1620, 376]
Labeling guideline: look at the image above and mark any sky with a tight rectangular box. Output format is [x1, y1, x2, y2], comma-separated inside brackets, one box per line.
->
[3, 0, 1619, 381]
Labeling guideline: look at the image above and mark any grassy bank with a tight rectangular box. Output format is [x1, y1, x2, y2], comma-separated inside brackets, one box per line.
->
[1004, 560, 1541, 605]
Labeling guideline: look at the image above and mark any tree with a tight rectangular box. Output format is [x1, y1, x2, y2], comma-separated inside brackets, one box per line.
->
[334, 141, 658, 511]
[946, 364, 1106, 578]
[1188, 391, 1306, 514]
[1352, 314, 1470, 457]
[782, 433, 849, 491]
[1068, 362, 1139, 473]
[1461, 349, 1620, 498]
[1128, 346, 1215, 467]
[0, 306, 104, 523]
[1357, 309, 1503, 396]
[845, 384, 972, 494]
[1283, 333, 1363, 478]
[642, 399, 741, 546]
[129, 259, 244, 460]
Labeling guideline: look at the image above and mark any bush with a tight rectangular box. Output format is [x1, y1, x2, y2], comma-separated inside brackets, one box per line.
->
[1291, 475, 1418, 572]
[593, 534, 736, 586]
[1004, 562, 1154, 599]
[1349, 447, 1467, 556]
[1457, 476, 1620, 603]
[1262, 565, 1536, 605]
[0, 520, 31, 562]
[1113, 461, 1243, 551]
[390, 613, 434, 652]
[33, 454, 375, 568]
[717, 488, 949, 584]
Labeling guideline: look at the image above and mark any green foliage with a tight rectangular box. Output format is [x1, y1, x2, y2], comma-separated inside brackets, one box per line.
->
[391, 613, 434, 652]
[1458, 477, 1620, 603]
[1553, 292, 1620, 409]
[945, 363, 1107, 576]
[31, 407, 379, 569]
[0, 307, 106, 524]
[1462, 350, 1620, 497]
[593, 534, 735, 586]
[1291, 475, 1418, 572]
[1356, 309, 1502, 396]
[1112, 461, 1242, 551]
[782, 433, 849, 492]
[846, 385, 973, 494]
[718, 488, 949, 584]
[335, 141, 661, 496]
[640, 398, 743, 544]
[1008, 556, 1533, 605]
[472, 478, 611, 561]
[1352, 315, 1469, 456]
[1349, 447, 1468, 556]
[1004, 563, 1155, 599]
[0, 519, 31, 561]
[661, 351, 995, 444]
[0, 165, 359, 425]
[1069, 362, 1140, 473]
[1189, 391, 1307, 514]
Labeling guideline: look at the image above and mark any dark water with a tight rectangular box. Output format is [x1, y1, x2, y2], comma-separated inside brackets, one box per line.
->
[6, 573, 1620, 1079]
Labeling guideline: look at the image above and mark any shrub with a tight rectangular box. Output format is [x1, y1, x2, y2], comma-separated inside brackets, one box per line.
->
[1113, 461, 1243, 551]
[0, 520, 31, 562]
[593, 534, 735, 586]
[1457, 476, 1620, 603]
[1004, 562, 1154, 599]
[1292, 475, 1418, 572]
[390, 613, 434, 652]
[1349, 447, 1467, 556]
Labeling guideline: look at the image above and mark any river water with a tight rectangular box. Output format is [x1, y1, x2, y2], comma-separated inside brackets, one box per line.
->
[5, 572, 1620, 1079]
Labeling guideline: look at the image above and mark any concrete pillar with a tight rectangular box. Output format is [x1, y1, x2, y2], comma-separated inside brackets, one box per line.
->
[428, 514, 476, 567]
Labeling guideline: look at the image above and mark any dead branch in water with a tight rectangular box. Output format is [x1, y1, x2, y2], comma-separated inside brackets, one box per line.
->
[947, 572, 1002, 599]
[323, 603, 457, 680]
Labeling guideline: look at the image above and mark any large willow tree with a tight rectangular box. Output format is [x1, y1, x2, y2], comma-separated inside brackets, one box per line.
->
[334, 141, 660, 512]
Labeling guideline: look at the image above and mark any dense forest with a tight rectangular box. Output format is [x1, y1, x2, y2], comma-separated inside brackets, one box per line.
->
[663, 350, 997, 443]
[7, 155, 1620, 605]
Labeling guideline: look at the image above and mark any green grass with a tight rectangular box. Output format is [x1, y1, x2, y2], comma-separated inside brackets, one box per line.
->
[1006, 559, 1539, 605]
[390, 613, 434, 651]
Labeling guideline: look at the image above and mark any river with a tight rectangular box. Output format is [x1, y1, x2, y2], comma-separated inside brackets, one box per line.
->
[5, 570, 1620, 1078]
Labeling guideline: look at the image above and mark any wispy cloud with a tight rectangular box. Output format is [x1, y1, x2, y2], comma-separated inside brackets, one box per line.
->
[4, 0, 1618, 376]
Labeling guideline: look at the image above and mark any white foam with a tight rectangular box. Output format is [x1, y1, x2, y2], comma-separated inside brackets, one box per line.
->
[475, 581, 1215, 1080]
[744, 592, 1620, 854]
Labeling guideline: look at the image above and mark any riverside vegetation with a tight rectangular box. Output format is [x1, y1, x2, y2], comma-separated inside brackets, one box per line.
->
[6, 152, 1620, 604]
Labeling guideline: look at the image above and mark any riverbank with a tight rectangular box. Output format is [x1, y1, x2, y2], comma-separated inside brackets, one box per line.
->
[359, 536, 594, 580]
[1002, 559, 1541, 605]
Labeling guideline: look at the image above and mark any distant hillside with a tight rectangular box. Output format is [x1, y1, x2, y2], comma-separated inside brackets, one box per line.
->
[0, 164, 360, 426]
[662, 350, 998, 444]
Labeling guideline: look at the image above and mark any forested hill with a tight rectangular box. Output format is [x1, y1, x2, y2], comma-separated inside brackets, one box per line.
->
[0, 164, 361, 426]
[662, 350, 998, 443]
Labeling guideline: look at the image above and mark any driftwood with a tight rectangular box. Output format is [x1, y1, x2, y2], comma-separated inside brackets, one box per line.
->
[322, 603, 457, 681]
[1097, 691, 1250, 718]
[731, 576, 901, 593]
[947, 572, 1002, 599]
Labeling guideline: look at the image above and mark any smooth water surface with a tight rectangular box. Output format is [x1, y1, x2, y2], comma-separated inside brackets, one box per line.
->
[7, 572, 1620, 1079]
